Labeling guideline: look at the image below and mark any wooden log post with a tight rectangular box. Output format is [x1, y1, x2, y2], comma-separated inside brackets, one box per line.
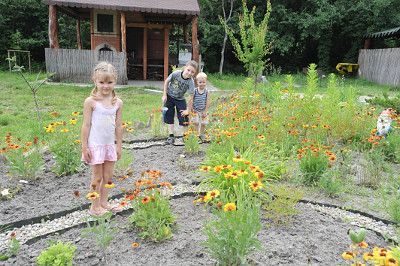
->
[120, 12, 126, 53]
[183, 24, 189, 43]
[143, 27, 148, 80]
[364, 38, 372, 49]
[191, 16, 199, 63]
[76, 18, 82, 49]
[164, 26, 170, 80]
[49, 5, 60, 49]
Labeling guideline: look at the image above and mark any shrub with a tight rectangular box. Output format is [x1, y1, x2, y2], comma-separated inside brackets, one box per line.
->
[319, 170, 343, 197]
[36, 241, 76, 266]
[183, 127, 200, 154]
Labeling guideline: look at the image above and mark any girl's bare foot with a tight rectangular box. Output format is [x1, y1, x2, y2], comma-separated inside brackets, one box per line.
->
[101, 203, 123, 213]
[89, 207, 109, 216]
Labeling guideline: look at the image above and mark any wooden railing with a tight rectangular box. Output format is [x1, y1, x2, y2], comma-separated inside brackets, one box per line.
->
[358, 48, 400, 87]
[45, 48, 127, 84]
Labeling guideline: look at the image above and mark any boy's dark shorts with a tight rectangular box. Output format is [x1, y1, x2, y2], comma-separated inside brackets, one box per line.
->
[164, 95, 189, 126]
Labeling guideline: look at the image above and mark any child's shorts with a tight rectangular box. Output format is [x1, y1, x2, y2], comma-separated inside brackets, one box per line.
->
[164, 95, 189, 126]
[191, 111, 209, 125]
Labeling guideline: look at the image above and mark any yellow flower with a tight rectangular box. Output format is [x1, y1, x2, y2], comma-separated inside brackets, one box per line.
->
[358, 241, 368, 248]
[69, 118, 77, 125]
[71, 111, 79, 116]
[200, 166, 212, 172]
[60, 128, 69, 133]
[203, 194, 212, 202]
[213, 165, 223, 172]
[74, 139, 81, 144]
[362, 252, 374, 261]
[86, 192, 100, 201]
[341, 251, 355, 260]
[45, 126, 55, 133]
[233, 157, 244, 163]
[206, 190, 220, 199]
[386, 257, 399, 266]
[104, 181, 115, 189]
[249, 181, 263, 192]
[223, 202, 236, 212]
[126, 127, 134, 133]
[131, 242, 140, 248]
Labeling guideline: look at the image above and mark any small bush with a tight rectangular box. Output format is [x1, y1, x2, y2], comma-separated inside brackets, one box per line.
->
[36, 241, 76, 266]
[299, 149, 329, 186]
[319, 170, 343, 197]
[183, 128, 200, 154]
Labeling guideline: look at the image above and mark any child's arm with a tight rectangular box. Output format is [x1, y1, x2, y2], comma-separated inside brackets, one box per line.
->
[81, 98, 93, 162]
[115, 99, 123, 160]
[162, 76, 171, 103]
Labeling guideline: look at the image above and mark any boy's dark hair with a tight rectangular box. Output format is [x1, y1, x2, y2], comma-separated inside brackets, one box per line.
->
[185, 60, 199, 71]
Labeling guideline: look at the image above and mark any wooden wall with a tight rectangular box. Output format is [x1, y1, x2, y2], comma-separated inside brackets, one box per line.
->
[45, 48, 127, 84]
[358, 48, 400, 87]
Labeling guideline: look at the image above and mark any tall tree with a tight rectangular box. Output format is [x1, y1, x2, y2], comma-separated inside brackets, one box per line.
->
[219, 0, 235, 74]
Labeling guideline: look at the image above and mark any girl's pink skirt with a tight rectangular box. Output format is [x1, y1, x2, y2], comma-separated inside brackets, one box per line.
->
[82, 144, 117, 165]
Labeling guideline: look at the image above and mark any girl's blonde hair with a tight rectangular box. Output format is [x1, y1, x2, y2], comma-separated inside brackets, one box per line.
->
[196, 72, 207, 80]
[91, 62, 118, 104]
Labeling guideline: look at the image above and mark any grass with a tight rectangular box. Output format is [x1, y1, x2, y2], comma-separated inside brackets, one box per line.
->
[208, 72, 399, 96]
[0, 71, 162, 139]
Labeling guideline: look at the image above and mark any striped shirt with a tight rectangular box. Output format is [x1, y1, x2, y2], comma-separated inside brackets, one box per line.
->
[193, 88, 208, 112]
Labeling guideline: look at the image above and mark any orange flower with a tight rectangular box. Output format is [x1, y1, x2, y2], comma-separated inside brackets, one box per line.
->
[125, 194, 136, 201]
[131, 242, 140, 248]
[200, 166, 212, 172]
[73, 190, 80, 198]
[119, 201, 128, 208]
[249, 181, 263, 191]
[160, 182, 173, 189]
[141, 196, 150, 204]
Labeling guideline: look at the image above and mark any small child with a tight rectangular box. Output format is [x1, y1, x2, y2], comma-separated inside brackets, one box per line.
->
[162, 60, 198, 144]
[81, 62, 123, 216]
[189, 72, 211, 142]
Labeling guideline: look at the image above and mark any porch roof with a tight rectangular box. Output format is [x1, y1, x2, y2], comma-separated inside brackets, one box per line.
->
[44, 0, 200, 16]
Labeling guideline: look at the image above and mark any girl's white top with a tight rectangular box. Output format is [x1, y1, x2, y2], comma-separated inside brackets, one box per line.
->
[88, 100, 121, 147]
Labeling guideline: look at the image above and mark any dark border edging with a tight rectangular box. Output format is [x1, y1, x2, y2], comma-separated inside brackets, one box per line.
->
[23, 192, 198, 246]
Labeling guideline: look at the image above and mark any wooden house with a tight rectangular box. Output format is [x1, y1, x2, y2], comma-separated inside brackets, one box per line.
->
[44, 0, 200, 84]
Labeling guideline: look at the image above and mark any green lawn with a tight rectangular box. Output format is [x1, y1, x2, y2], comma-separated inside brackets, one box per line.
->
[0, 72, 162, 140]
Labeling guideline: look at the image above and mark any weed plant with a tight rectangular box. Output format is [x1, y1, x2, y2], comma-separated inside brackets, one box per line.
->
[150, 109, 168, 138]
[299, 149, 329, 186]
[50, 133, 81, 176]
[36, 241, 76, 266]
[183, 127, 200, 154]
[318, 169, 343, 197]
[81, 212, 117, 264]
[203, 184, 262, 265]
[5, 147, 44, 180]
[263, 184, 303, 225]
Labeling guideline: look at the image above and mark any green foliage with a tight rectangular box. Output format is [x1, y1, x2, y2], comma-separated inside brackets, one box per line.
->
[318, 170, 343, 197]
[129, 190, 175, 242]
[348, 228, 366, 244]
[203, 186, 262, 265]
[150, 109, 168, 138]
[0, 236, 20, 261]
[366, 94, 400, 111]
[50, 134, 81, 176]
[184, 129, 200, 154]
[36, 241, 76, 266]
[5, 147, 44, 180]
[380, 132, 400, 163]
[299, 149, 329, 186]
[263, 184, 303, 225]
[306, 63, 318, 95]
[114, 148, 133, 176]
[223, 0, 272, 78]
[82, 212, 117, 251]
[385, 191, 400, 223]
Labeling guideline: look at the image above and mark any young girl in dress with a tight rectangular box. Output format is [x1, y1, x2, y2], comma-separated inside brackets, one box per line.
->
[81, 62, 123, 216]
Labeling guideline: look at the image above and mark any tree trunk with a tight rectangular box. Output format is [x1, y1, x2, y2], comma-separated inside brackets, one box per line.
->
[219, 0, 234, 74]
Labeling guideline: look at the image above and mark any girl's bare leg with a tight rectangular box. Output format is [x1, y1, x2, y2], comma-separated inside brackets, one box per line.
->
[89, 164, 107, 215]
[99, 161, 115, 209]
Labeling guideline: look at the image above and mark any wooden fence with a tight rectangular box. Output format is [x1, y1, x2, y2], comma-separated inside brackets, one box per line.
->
[45, 48, 127, 84]
[358, 48, 400, 87]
